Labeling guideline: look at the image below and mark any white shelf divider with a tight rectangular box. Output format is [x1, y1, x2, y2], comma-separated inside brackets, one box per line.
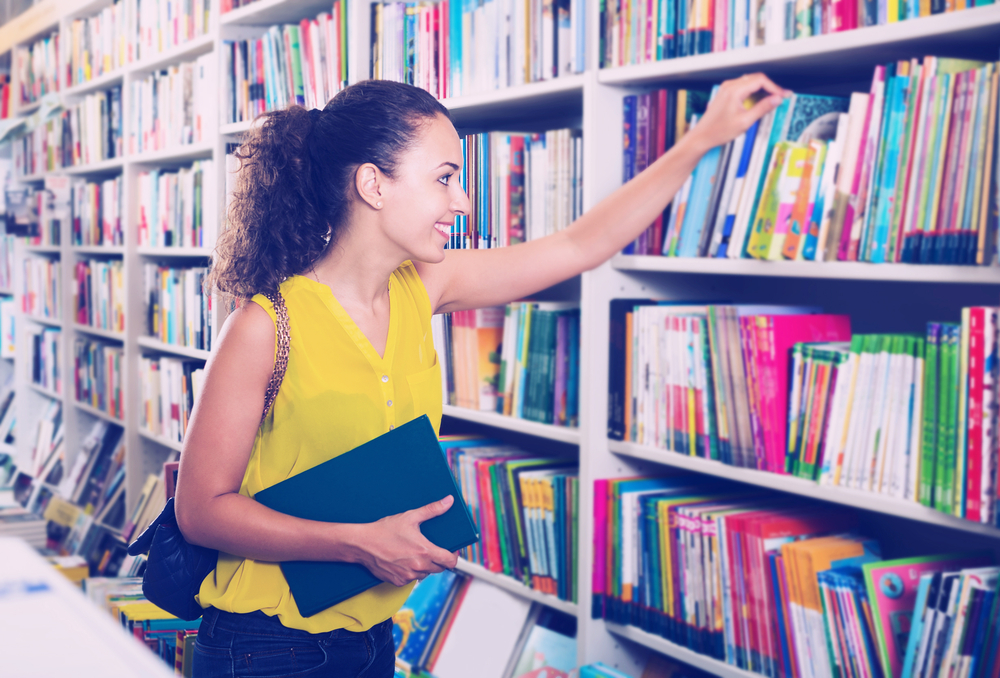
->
[138, 429, 184, 453]
[136, 337, 211, 361]
[605, 622, 759, 678]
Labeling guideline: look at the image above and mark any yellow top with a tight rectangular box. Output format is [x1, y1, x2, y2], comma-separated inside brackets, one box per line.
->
[197, 261, 443, 633]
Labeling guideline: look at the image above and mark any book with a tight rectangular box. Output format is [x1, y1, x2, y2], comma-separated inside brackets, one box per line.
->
[254, 415, 479, 617]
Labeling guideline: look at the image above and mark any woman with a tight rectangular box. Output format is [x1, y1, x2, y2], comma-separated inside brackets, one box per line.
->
[176, 74, 785, 677]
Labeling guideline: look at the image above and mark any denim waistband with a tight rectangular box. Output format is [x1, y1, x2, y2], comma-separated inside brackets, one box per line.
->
[200, 606, 390, 642]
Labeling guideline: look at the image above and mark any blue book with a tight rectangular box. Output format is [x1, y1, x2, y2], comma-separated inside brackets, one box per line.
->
[716, 120, 759, 258]
[254, 415, 479, 618]
[901, 572, 935, 678]
[393, 570, 459, 665]
[675, 144, 722, 257]
[867, 68, 909, 263]
[622, 96, 638, 254]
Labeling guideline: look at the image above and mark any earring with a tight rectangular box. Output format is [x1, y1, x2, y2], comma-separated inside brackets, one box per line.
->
[376, 201, 382, 208]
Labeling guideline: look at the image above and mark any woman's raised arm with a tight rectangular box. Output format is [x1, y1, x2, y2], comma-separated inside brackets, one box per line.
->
[417, 73, 787, 315]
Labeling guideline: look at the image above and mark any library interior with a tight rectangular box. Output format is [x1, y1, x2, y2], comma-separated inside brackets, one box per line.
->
[0, 0, 998, 676]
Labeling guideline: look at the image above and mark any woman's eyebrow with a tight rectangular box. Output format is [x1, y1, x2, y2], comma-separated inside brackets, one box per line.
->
[434, 162, 460, 171]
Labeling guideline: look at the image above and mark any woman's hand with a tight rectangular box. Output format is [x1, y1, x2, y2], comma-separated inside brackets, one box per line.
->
[686, 72, 789, 154]
[352, 495, 460, 587]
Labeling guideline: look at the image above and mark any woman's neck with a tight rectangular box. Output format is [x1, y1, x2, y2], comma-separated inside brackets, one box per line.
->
[309, 225, 402, 310]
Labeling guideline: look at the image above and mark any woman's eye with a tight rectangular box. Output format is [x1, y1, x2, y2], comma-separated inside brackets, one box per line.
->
[438, 174, 452, 186]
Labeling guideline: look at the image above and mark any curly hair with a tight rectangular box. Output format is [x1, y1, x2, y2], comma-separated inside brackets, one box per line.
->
[209, 80, 452, 302]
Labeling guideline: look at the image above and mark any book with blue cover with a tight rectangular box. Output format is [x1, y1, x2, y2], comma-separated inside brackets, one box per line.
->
[254, 415, 480, 617]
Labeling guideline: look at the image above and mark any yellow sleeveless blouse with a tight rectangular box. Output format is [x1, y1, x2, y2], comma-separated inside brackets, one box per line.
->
[197, 261, 443, 633]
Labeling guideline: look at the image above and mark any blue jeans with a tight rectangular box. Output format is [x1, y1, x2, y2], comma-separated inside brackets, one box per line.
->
[193, 607, 396, 678]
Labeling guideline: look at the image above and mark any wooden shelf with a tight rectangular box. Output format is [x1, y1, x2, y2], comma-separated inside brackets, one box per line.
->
[25, 245, 60, 254]
[130, 33, 214, 74]
[24, 315, 62, 328]
[17, 172, 47, 182]
[221, 0, 335, 25]
[73, 324, 125, 341]
[28, 382, 61, 400]
[605, 622, 758, 678]
[442, 405, 581, 444]
[63, 156, 125, 175]
[598, 5, 1000, 86]
[73, 400, 123, 424]
[62, 70, 124, 98]
[454, 558, 578, 616]
[138, 429, 184, 453]
[136, 246, 213, 257]
[611, 254, 1000, 284]
[71, 245, 125, 255]
[129, 141, 214, 165]
[444, 74, 585, 125]
[609, 440, 1000, 540]
[136, 336, 211, 361]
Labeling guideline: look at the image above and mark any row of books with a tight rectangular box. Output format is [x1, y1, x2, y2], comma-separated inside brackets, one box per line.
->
[73, 259, 125, 333]
[442, 435, 579, 602]
[29, 326, 62, 395]
[23, 255, 61, 319]
[626, 58, 999, 266]
[144, 264, 214, 351]
[134, 0, 212, 63]
[15, 32, 59, 106]
[592, 476, 1000, 678]
[436, 302, 580, 426]
[137, 160, 217, 248]
[599, 0, 994, 67]
[223, 4, 349, 124]
[608, 301, 1000, 524]
[66, 0, 127, 88]
[449, 129, 583, 250]
[392, 569, 577, 678]
[72, 176, 124, 247]
[12, 85, 123, 175]
[74, 337, 125, 420]
[139, 355, 205, 444]
[370, 0, 585, 100]
[128, 55, 213, 156]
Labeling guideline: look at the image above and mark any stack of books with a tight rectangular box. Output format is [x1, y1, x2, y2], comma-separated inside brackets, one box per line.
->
[74, 337, 124, 419]
[136, 161, 216, 248]
[450, 130, 583, 250]
[624, 58, 999, 266]
[72, 259, 125, 333]
[133, 0, 211, 62]
[609, 300, 1000, 525]
[143, 264, 214, 351]
[442, 435, 579, 602]
[436, 302, 580, 427]
[14, 32, 59, 107]
[223, 4, 348, 124]
[72, 177, 124, 247]
[66, 0, 127, 88]
[28, 326, 62, 394]
[139, 355, 205, 444]
[600, 0, 994, 66]
[129, 56, 213, 155]
[593, 476, 1000, 678]
[371, 0, 585, 99]
[22, 256, 61, 319]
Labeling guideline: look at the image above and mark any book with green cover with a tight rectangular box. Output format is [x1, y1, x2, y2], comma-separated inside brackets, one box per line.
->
[283, 25, 306, 106]
[254, 415, 480, 618]
[955, 308, 970, 517]
[919, 322, 941, 506]
[934, 323, 959, 512]
[746, 142, 791, 259]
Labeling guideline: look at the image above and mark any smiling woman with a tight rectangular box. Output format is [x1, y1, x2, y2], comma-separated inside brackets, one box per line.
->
[173, 77, 785, 678]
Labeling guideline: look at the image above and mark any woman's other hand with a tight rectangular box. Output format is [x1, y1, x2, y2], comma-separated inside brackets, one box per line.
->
[353, 495, 460, 587]
[687, 72, 789, 153]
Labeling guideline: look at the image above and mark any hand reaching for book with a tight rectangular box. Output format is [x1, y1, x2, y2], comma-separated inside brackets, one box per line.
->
[354, 495, 460, 587]
[688, 72, 789, 153]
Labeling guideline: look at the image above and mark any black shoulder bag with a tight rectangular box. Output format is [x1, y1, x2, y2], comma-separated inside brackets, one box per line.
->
[126, 292, 290, 621]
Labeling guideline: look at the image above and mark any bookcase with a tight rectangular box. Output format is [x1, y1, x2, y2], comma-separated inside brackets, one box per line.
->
[0, 0, 998, 675]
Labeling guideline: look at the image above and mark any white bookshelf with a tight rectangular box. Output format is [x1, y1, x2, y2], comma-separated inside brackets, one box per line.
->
[0, 0, 996, 676]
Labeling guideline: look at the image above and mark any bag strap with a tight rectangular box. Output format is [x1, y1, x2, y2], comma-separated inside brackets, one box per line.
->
[261, 291, 290, 423]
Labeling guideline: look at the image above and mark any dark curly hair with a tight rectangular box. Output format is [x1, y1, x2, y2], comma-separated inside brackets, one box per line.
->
[209, 80, 451, 301]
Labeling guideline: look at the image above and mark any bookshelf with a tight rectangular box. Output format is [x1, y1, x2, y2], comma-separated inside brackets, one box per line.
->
[0, 0, 996, 676]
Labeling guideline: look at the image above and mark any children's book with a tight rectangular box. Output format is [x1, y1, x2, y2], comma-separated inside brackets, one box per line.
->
[393, 570, 461, 666]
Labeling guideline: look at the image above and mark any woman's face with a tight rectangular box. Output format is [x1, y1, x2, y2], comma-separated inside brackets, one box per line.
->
[378, 113, 471, 264]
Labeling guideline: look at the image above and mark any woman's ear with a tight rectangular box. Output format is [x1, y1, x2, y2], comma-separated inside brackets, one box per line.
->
[355, 163, 384, 210]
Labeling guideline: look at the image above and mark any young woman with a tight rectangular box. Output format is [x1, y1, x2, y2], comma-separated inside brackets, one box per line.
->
[175, 74, 785, 677]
